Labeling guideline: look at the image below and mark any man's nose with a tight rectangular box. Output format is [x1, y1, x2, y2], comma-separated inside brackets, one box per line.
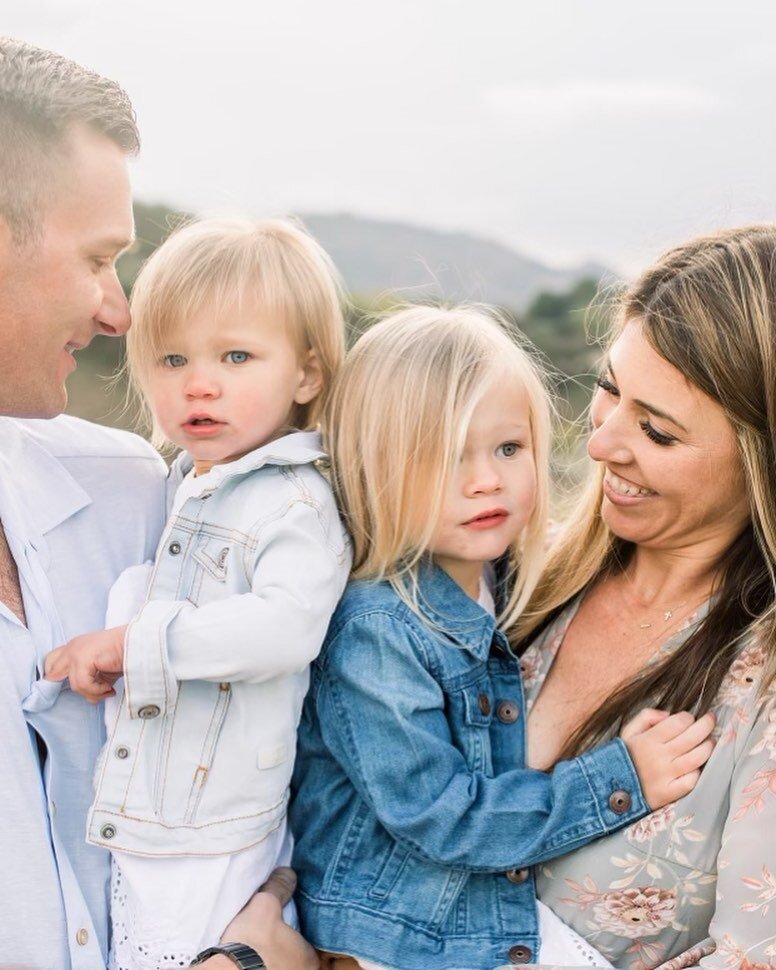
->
[95, 269, 130, 337]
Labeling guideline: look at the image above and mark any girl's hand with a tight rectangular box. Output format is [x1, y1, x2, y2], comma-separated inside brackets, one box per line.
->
[621, 708, 716, 810]
[44, 625, 128, 703]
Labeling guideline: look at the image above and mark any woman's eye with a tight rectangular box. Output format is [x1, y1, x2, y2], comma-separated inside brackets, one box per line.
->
[162, 354, 187, 368]
[225, 350, 250, 364]
[596, 375, 619, 396]
[497, 442, 520, 458]
[639, 420, 676, 446]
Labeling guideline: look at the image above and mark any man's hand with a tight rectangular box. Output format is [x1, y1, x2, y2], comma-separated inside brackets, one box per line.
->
[44, 625, 127, 703]
[621, 707, 715, 809]
[218, 867, 318, 970]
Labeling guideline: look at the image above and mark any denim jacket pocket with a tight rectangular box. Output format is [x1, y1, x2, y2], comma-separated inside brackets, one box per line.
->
[459, 682, 495, 775]
[188, 536, 235, 604]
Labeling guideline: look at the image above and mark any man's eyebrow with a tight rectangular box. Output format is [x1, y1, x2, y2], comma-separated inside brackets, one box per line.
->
[93, 234, 136, 254]
[608, 361, 689, 433]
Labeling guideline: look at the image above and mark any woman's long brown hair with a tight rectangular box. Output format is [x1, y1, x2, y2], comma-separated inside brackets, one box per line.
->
[511, 225, 776, 759]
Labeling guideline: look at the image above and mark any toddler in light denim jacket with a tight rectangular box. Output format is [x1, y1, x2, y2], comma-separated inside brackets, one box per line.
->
[290, 305, 715, 970]
[46, 218, 351, 969]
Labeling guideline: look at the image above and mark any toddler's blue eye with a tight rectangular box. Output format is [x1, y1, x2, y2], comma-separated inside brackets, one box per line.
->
[162, 354, 186, 368]
[497, 442, 520, 457]
[226, 351, 250, 364]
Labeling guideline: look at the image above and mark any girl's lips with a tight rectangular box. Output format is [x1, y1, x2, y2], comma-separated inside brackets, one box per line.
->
[182, 420, 225, 438]
[463, 510, 509, 530]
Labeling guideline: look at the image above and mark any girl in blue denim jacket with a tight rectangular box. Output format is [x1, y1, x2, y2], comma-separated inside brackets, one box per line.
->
[46, 218, 351, 970]
[290, 306, 715, 970]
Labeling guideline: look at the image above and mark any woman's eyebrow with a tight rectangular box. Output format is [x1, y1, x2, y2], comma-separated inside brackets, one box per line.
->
[608, 361, 689, 433]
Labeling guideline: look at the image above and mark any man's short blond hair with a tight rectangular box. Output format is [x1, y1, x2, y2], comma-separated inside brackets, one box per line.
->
[0, 37, 139, 243]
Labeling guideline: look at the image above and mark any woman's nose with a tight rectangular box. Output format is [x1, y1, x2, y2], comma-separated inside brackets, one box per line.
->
[587, 409, 633, 466]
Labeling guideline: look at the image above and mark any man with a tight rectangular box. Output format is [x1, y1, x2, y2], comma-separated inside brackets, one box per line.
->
[0, 39, 315, 970]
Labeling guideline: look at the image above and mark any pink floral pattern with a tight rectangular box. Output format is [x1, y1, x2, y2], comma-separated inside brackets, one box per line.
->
[524, 601, 776, 969]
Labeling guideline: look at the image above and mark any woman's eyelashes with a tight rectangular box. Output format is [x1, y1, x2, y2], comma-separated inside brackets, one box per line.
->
[639, 420, 677, 446]
[597, 373, 677, 446]
[596, 374, 619, 396]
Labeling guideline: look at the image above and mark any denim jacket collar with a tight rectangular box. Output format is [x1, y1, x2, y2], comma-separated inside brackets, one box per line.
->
[415, 561, 498, 661]
[169, 430, 326, 496]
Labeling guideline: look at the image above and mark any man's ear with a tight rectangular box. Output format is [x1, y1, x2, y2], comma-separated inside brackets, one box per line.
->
[294, 349, 324, 405]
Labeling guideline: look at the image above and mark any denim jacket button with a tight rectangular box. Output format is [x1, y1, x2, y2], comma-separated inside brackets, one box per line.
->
[478, 692, 491, 716]
[508, 944, 533, 963]
[609, 789, 632, 814]
[100, 824, 116, 839]
[496, 700, 519, 724]
[115, 745, 130, 759]
[138, 704, 161, 719]
[505, 867, 530, 884]
[168, 541, 181, 555]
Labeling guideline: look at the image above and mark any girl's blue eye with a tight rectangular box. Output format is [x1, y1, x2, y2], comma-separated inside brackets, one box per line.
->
[225, 351, 250, 364]
[162, 354, 186, 368]
[497, 442, 520, 458]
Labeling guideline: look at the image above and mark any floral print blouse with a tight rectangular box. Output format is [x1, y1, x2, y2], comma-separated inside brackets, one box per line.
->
[521, 597, 776, 969]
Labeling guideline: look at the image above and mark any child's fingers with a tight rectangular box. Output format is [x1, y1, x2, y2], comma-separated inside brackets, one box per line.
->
[620, 707, 670, 739]
[666, 768, 702, 801]
[644, 710, 697, 742]
[667, 711, 716, 754]
[44, 645, 68, 681]
[671, 738, 715, 776]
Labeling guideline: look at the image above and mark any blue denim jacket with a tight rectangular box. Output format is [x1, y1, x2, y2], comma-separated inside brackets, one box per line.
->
[290, 564, 648, 970]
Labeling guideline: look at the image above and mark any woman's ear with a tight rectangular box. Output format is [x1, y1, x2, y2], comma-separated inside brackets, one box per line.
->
[294, 349, 324, 405]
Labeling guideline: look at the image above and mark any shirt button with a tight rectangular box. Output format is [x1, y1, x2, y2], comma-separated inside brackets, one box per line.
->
[168, 541, 182, 555]
[138, 705, 160, 719]
[100, 824, 116, 840]
[478, 692, 491, 716]
[76, 928, 89, 946]
[496, 700, 520, 724]
[609, 789, 632, 814]
[115, 745, 130, 759]
[508, 944, 532, 963]
[505, 867, 530, 884]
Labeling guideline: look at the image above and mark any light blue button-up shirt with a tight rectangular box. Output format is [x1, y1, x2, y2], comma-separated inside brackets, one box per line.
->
[0, 415, 166, 969]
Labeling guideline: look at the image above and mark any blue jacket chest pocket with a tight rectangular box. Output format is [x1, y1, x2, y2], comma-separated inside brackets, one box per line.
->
[456, 683, 495, 775]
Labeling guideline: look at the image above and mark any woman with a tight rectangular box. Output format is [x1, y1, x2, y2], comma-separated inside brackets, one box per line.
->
[513, 224, 776, 968]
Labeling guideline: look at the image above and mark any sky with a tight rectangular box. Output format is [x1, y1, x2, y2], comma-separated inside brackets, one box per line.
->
[6, 0, 776, 274]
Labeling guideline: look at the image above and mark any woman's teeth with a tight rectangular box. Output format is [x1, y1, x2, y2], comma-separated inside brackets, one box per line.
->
[606, 472, 654, 497]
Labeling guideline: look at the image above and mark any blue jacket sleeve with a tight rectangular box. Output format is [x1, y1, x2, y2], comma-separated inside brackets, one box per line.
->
[315, 610, 649, 873]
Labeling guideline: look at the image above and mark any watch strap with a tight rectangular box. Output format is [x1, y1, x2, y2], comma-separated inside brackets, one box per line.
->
[190, 942, 266, 969]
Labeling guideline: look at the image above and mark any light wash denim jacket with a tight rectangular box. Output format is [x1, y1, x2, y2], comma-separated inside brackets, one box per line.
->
[290, 563, 649, 970]
[89, 431, 351, 856]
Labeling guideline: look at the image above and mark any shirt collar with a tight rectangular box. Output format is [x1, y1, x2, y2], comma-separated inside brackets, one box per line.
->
[0, 418, 91, 542]
[169, 430, 327, 494]
[415, 561, 499, 661]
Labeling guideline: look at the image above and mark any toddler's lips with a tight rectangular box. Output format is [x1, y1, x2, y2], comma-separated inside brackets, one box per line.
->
[182, 417, 225, 437]
[463, 509, 509, 530]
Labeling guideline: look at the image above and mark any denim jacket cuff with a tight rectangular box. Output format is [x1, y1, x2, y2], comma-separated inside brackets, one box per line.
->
[575, 736, 649, 831]
[123, 600, 187, 718]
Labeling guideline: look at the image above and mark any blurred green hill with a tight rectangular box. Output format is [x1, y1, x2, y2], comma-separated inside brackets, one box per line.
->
[65, 202, 618, 433]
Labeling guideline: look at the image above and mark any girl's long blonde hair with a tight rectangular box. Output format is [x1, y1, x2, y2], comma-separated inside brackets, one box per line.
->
[324, 304, 552, 630]
[514, 225, 776, 757]
[126, 217, 345, 446]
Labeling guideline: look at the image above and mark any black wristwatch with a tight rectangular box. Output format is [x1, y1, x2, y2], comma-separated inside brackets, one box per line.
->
[189, 942, 266, 969]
